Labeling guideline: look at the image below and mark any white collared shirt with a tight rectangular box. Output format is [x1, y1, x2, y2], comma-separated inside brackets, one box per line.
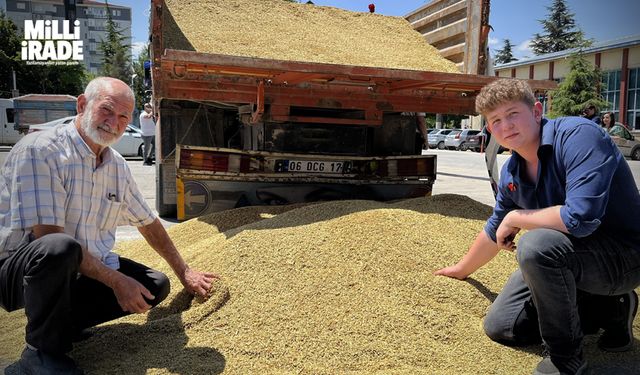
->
[0, 120, 156, 269]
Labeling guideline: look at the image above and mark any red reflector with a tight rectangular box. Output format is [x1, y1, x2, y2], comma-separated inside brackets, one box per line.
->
[180, 149, 229, 172]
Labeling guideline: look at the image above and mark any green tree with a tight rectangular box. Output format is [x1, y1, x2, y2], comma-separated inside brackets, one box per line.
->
[530, 0, 590, 55]
[547, 53, 607, 118]
[132, 43, 151, 109]
[99, 1, 131, 82]
[0, 11, 86, 97]
[0, 10, 22, 98]
[494, 39, 517, 65]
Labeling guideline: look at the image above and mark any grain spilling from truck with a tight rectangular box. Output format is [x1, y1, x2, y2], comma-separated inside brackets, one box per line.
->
[2, 195, 636, 374]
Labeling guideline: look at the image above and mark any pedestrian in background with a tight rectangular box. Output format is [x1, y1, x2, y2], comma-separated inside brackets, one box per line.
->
[601, 111, 615, 130]
[582, 103, 601, 125]
[139, 103, 156, 165]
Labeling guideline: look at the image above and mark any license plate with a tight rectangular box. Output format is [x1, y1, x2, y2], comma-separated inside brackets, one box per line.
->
[275, 160, 351, 174]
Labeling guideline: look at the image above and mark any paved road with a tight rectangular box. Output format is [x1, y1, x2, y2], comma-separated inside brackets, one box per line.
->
[0, 148, 639, 241]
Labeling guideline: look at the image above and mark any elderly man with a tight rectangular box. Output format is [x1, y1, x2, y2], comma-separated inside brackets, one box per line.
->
[435, 79, 640, 375]
[0, 77, 216, 374]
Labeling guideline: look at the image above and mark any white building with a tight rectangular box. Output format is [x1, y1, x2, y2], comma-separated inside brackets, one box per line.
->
[494, 35, 640, 130]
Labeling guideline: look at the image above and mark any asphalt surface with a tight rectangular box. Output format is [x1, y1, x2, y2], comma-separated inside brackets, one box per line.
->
[1, 148, 639, 240]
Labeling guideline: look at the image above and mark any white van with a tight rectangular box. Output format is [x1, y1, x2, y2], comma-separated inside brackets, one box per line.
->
[0, 99, 23, 145]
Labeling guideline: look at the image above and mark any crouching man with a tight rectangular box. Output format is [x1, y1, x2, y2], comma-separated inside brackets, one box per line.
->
[0, 77, 217, 374]
[435, 78, 640, 375]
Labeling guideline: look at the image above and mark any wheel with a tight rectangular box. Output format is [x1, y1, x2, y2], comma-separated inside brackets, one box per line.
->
[632, 147, 640, 161]
[437, 141, 445, 150]
[138, 144, 144, 157]
[458, 142, 468, 151]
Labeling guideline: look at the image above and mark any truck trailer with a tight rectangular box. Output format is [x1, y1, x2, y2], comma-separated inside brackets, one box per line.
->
[12, 94, 77, 134]
[149, 0, 555, 219]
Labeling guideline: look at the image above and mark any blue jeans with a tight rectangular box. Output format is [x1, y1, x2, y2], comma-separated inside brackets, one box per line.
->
[484, 228, 640, 357]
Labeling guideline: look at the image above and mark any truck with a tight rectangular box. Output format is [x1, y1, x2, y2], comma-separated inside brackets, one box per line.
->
[12, 94, 77, 134]
[149, 0, 555, 220]
[0, 99, 22, 146]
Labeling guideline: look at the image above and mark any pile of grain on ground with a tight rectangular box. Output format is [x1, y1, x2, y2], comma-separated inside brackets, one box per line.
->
[1, 194, 639, 374]
[162, 0, 459, 72]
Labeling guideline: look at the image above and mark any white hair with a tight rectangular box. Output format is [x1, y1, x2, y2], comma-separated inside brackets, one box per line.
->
[84, 77, 134, 105]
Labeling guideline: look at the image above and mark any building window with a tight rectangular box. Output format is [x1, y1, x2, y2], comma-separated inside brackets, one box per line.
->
[627, 68, 640, 130]
[17, 3, 26, 10]
[601, 70, 620, 116]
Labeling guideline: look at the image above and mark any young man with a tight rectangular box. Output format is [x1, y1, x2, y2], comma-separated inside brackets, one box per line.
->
[435, 79, 640, 375]
[0, 77, 217, 374]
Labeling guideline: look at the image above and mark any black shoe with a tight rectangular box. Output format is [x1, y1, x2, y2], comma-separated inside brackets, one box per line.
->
[72, 328, 94, 343]
[598, 290, 638, 352]
[533, 353, 587, 375]
[12, 347, 84, 375]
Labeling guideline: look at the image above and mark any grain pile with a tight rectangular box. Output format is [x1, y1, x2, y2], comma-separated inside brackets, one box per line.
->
[162, 0, 459, 73]
[1, 194, 639, 374]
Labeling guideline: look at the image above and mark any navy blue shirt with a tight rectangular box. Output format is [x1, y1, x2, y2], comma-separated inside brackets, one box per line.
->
[485, 116, 640, 242]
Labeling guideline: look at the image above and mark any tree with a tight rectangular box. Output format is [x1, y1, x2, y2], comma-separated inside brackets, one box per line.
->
[99, 1, 131, 83]
[547, 53, 607, 118]
[494, 39, 517, 65]
[132, 43, 151, 109]
[0, 11, 21, 97]
[530, 0, 590, 55]
[0, 11, 86, 97]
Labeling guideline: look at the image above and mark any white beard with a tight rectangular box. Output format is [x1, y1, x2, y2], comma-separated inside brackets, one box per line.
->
[80, 111, 119, 147]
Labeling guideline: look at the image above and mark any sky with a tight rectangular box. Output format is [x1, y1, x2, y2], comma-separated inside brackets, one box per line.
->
[122, 0, 640, 60]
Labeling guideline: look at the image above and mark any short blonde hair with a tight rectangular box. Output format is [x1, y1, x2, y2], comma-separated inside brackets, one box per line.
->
[475, 78, 536, 115]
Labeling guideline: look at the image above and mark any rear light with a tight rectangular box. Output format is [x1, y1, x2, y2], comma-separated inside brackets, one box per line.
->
[179, 149, 251, 173]
[455, 133, 461, 139]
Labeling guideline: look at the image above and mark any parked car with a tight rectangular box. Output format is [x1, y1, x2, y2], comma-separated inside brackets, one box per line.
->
[444, 129, 481, 150]
[609, 124, 640, 160]
[465, 126, 508, 153]
[427, 129, 455, 149]
[28, 116, 145, 157]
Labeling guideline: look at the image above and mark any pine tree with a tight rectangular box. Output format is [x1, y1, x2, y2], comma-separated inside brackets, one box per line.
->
[530, 0, 590, 55]
[99, 1, 131, 83]
[494, 39, 517, 65]
[547, 53, 607, 118]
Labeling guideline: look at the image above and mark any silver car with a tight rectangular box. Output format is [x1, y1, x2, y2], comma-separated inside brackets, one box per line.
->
[609, 124, 640, 160]
[444, 129, 481, 150]
[28, 116, 145, 157]
[427, 129, 455, 149]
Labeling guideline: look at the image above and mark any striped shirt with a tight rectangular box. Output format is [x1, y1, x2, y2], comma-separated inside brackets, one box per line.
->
[0, 120, 156, 269]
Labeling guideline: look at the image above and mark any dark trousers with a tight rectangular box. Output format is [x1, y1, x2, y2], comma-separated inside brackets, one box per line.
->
[483, 228, 640, 357]
[0, 233, 170, 355]
[142, 135, 155, 164]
